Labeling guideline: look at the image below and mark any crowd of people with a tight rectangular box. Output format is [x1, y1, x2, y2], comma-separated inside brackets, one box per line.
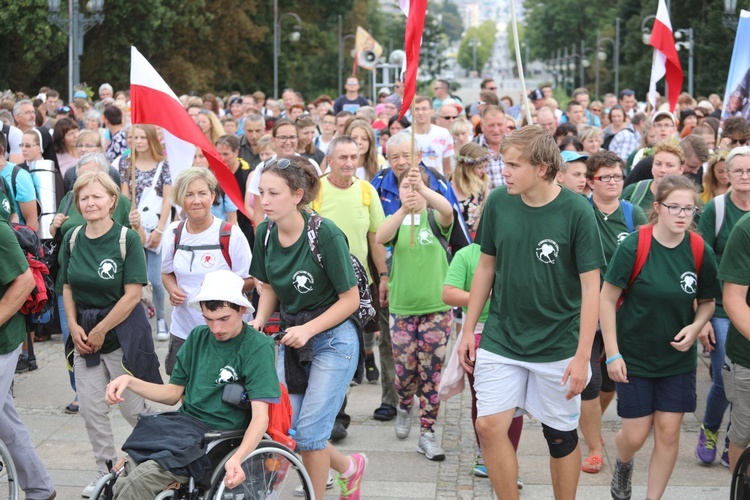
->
[1, 76, 750, 500]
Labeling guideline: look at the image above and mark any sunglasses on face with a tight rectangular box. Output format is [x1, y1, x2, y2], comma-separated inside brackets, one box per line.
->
[730, 138, 748, 146]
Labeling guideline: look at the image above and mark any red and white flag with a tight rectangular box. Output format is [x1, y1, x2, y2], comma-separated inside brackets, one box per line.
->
[129, 47, 247, 216]
[398, 0, 428, 120]
[648, 0, 683, 112]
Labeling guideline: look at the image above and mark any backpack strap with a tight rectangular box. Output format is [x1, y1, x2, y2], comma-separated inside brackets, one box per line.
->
[620, 200, 635, 232]
[69, 225, 83, 254]
[10, 165, 21, 199]
[219, 220, 233, 268]
[427, 209, 452, 262]
[119, 226, 128, 261]
[617, 224, 653, 309]
[306, 213, 325, 268]
[629, 180, 652, 208]
[60, 192, 74, 216]
[173, 219, 187, 259]
[689, 232, 705, 277]
[359, 179, 371, 206]
[714, 193, 726, 238]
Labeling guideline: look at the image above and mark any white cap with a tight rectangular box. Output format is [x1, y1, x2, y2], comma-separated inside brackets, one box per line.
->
[188, 270, 254, 313]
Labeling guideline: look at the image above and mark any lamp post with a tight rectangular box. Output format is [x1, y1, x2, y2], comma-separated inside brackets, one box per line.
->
[338, 15, 356, 95]
[273, 0, 301, 99]
[469, 37, 482, 74]
[595, 32, 616, 100]
[48, 0, 105, 103]
[675, 28, 694, 96]
[724, 0, 738, 29]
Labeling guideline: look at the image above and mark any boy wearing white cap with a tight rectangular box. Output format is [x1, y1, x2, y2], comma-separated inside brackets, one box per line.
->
[105, 270, 280, 498]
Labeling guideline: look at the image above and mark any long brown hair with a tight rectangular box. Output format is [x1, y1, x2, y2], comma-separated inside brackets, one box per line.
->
[345, 118, 380, 180]
[703, 151, 729, 202]
[452, 142, 489, 199]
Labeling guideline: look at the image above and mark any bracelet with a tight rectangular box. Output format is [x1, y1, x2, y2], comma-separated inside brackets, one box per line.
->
[605, 354, 623, 365]
[154, 228, 163, 235]
[379, 272, 389, 278]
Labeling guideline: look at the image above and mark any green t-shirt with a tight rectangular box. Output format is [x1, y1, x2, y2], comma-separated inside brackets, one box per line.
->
[250, 211, 357, 315]
[475, 186, 606, 362]
[0, 177, 15, 222]
[621, 180, 654, 213]
[387, 208, 452, 315]
[605, 230, 720, 377]
[698, 194, 750, 318]
[312, 178, 385, 283]
[718, 212, 750, 368]
[0, 220, 30, 355]
[170, 323, 280, 430]
[590, 199, 648, 270]
[443, 243, 489, 323]
[55, 191, 133, 292]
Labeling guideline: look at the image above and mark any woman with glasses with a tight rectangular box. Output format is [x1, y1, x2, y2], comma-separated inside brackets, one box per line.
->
[694, 147, 750, 467]
[249, 156, 368, 500]
[601, 175, 719, 500]
[53, 117, 80, 175]
[63, 130, 121, 192]
[119, 124, 173, 342]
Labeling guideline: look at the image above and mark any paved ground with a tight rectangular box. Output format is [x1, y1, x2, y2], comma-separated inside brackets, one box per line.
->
[11, 324, 732, 499]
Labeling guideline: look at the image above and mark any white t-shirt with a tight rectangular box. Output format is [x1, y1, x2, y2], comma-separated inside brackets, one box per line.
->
[161, 216, 253, 339]
[404, 125, 455, 176]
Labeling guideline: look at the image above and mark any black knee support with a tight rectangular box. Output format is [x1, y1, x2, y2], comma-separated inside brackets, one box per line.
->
[542, 424, 579, 459]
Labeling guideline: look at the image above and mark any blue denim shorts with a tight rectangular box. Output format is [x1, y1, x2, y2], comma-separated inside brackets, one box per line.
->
[616, 370, 697, 419]
[277, 319, 358, 451]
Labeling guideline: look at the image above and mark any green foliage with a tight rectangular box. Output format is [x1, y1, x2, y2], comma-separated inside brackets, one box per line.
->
[457, 20, 496, 73]
[428, 0, 463, 43]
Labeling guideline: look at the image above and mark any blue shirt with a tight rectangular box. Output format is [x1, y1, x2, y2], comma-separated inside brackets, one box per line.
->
[210, 193, 239, 222]
[0, 163, 37, 225]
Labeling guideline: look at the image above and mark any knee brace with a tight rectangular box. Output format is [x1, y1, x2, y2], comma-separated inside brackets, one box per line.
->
[542, 424, 579, 459]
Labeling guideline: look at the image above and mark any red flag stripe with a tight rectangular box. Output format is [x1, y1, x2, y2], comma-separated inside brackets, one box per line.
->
[130, 84, 247, 217]
[398, 0, 428, 120]
[649, 4, 683, 112]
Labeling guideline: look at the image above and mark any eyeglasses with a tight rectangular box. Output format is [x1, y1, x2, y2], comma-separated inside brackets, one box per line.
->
[76, 143, 98, 149]
[265, 158, 291, 170]
[440, 115, 457, 120]
[730, 138, 748, 146]
[590, 108, 602, 112]
[730, 169, 750, 177]
[275, 135, 297, 143]
[346, 82, 358, 86]
[593, 174, 624, 183]
[20, 143, 38, 149]
[660, 203, 698, 216]
[486, 87, 498, 91]
[653, 123, 675, 129]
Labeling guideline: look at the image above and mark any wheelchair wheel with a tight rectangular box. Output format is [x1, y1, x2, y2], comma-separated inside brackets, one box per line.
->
[731, 446, 750, 499]
[207, 440, 313, 500]
[88, 472, 115, 500]
[0, 440, 19, 500]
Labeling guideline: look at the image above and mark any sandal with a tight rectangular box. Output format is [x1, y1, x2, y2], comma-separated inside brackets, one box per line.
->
[64, 402, 79, 414]
[373, 403, 397, 421]
[581, 455, 603, 474]
[33, 333, 52, 342]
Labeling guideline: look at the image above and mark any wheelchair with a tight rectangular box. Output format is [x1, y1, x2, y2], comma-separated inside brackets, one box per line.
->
[88, 429, 313, 500]
[732, 446, 750, 499]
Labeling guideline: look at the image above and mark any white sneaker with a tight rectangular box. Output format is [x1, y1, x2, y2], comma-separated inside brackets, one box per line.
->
[156, 319, 169, 341]
[417, 432, 445, 461]
[395, 407, 412, 439]
[81, 471, 108, 497]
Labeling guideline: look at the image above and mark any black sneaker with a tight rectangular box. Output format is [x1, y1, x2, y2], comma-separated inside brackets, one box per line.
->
[15, 354, 30, 374]
[365, 353, 379, 383]
[611, 458, 633, 500]
[330, 421, 347, 442]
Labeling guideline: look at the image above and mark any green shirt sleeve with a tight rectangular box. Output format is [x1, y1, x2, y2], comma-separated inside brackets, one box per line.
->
[367, 184, 385, 233]
[719, 215, 750, 286]
[633, 205, 648, 226]
[124, 228, 148, 285]
[604, 232, 637, 289]
[475, 188, 499, 256]
[697, 243, 721, 300]
[249, 221, 269, 283]
[443, 248, 470, 290]
[621, 183, 635, 201]
[698, 199, 717, 250]
[318, 221, 358, 294]
[0, 221, 28, 286]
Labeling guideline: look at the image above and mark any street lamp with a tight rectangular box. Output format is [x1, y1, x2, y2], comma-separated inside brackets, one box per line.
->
[595, 33, 616, 100]
[675, 28, 694, 97]
[48, 0, 105, 103]
[469, 37, 482, 74]
[337, 15, 356, 95]
[273, 0, 301, 99]
[725, 0, 738, 29]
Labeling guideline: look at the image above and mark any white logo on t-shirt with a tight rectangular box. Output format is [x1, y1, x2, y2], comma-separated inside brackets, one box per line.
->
[215, 366, 238, 384]
[98, 259, 117, 280]
[292, 271, 314, 293]
[535, 239, 559, 264]
[417, 227, 434, 246]
[680, 272, 698, 294]
[201, 253, 216, 268]
[1, 198, 9, 213]
[616, 232, 629, 244]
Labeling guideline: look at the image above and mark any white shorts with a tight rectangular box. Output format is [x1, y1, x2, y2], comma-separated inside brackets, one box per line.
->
[473, 348, 590, 431]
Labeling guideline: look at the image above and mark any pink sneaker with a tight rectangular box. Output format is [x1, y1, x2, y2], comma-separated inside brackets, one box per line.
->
[336, 453, 367, 499]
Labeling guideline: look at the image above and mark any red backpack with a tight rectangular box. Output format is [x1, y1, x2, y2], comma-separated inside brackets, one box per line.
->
[267, 383, 296, 449]
[172, 219, 233, 267]
[11, 223, 53, 316]
[617, 224, 704, 309]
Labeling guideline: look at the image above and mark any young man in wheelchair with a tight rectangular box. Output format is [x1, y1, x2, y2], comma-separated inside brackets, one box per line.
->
[105, 270, 281, 498]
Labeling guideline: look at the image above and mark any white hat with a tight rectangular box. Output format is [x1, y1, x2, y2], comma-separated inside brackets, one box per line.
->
[441, 97, 464, 114]
[188, 270, 254, 313]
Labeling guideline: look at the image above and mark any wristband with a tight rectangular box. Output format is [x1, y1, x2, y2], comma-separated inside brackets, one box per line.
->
[605, 354, 623, 365]
[154, 228, 163, 235]
[379, 272, 389, 278]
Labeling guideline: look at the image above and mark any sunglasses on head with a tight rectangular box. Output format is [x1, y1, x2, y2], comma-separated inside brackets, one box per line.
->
[265, 157, 292, 170]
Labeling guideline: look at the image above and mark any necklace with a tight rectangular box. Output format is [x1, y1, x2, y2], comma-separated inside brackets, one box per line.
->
[597, 207, 618, 221]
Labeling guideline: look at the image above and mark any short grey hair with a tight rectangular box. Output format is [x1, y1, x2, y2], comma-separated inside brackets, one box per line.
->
[99, 83, 113, 93]
[386, 132, 414, 156]
[726, 146, 750, 171]
[244, 114, 264, 125]
[13, 99, 32, 118]
[76, 153, 110, 174]
[327, 135, 359, 158]
[84, 109, 102, 126]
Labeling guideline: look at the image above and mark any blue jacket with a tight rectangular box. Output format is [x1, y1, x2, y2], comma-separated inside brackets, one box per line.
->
[370, 164, 471, 244]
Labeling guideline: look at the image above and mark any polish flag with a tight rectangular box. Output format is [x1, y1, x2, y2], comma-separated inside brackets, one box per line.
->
[398, 0, 428, 120]
[129, 46, 247, 216]
[648, 0, 683, 112]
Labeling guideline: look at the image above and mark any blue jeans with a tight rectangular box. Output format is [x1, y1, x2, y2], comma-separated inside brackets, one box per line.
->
[703, 316, 731, 433]
[278, 320, 358, 451]
[145, 248, 165, 321]
[58, 294, 76, 393]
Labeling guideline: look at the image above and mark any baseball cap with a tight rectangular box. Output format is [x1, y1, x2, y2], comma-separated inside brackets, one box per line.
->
[73, 90, 88, 100]
[652, 110, 676, 125]
[561, 150, 589, 163]
[529, 89, 545, 102]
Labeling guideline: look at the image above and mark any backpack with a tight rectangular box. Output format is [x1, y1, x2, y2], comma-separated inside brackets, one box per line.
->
[310, 175, 372, 213]
[587, 196, 635, 232]
[266, 383, 296, 449]
[714, 193, 727, 238]
[11, 223, 54, 318]
[602, 127, 634, 152]
[617, 224, 704, 309]
[172, 219, 233, 268]
[391, 209, 453, 262]
[70, 225, 128, 260]
[628, 180, 652, 208]
[263, 213, 376, 332]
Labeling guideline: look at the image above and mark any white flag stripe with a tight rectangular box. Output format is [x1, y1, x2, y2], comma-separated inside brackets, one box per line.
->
[130, 47, 180, 103]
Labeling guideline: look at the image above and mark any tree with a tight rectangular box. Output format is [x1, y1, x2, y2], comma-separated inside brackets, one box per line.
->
[457, 21, 496, 74]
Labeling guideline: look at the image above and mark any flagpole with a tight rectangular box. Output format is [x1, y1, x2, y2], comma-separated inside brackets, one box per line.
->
[410, 98, 416, 248]
[509, 0, 532, 126]
[130, 128, 137, 205]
